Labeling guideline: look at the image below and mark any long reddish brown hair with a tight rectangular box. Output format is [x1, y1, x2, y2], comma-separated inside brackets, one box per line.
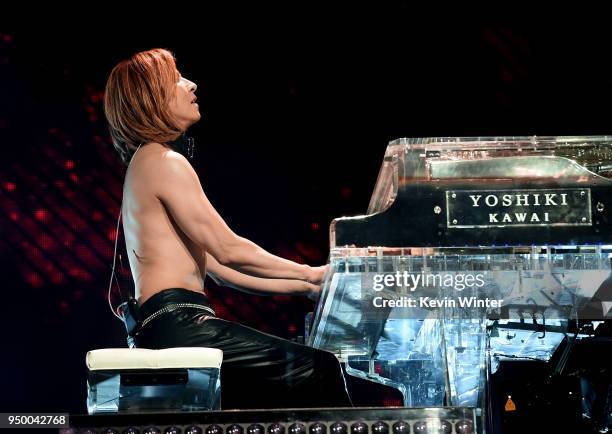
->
[104, 48, 183, 165]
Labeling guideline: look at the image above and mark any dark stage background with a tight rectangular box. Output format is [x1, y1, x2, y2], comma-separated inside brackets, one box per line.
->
[1, 18, 611, 413]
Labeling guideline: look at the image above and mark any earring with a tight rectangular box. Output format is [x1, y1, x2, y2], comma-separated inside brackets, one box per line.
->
[186, 137, 195, 159]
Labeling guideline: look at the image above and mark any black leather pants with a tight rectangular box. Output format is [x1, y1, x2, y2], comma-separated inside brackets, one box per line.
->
[131, 288, 353, 410]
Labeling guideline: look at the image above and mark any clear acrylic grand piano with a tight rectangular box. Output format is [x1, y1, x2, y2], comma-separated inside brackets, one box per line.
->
[307, 136, 612, 432]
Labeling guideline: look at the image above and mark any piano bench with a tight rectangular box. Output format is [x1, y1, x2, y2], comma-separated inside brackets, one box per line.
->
[85, 347, 222, 414]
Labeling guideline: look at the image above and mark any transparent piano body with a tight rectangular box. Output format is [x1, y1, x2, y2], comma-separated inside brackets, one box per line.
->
[308, 136, 612, 411]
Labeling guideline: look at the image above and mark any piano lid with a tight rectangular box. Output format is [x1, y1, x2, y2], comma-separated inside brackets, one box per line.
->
[331, 136, 612, 249]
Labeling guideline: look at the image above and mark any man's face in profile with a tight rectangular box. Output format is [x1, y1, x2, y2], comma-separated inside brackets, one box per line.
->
[169, 74, 201, 130]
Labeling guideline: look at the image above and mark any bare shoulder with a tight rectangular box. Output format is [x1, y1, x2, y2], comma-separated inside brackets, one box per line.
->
[134, 143, 194, 176]
[132, 143, 203, 201]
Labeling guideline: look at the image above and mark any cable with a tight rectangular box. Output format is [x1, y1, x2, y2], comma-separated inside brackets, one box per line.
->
[107, 143, 143, 320]
[107, 207, 124, 319]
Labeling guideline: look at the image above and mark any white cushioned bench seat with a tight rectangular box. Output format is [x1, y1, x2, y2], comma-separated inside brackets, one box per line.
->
[86, 347, 223, 371]
[86, 347, 223, 413]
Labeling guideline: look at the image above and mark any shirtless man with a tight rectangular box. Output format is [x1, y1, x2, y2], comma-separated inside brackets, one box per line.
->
[122, 141, 326, 304]
[104, 48, 351, 409]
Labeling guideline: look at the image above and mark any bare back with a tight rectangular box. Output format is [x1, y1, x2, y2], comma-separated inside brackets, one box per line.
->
[122, 142, 207, 304]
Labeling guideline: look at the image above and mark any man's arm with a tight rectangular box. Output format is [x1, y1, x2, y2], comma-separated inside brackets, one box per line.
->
[206, 253, 321, 300]
[153, 149, 325, 283]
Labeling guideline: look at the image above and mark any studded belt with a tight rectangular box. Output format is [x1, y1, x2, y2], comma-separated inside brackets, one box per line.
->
[141, 303, 217, 329]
